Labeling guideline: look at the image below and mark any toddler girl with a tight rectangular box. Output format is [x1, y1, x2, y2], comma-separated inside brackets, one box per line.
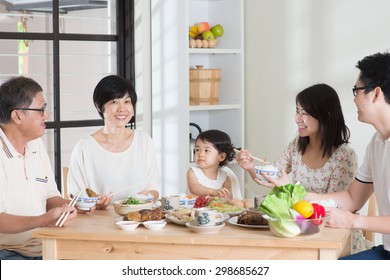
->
[187, 129, 241, 199]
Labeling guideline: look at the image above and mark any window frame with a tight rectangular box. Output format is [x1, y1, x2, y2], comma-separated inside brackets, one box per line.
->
[0, 0, 135, 191]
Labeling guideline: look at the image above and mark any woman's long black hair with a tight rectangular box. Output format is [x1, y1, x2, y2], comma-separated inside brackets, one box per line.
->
[296, 83, 350, 157]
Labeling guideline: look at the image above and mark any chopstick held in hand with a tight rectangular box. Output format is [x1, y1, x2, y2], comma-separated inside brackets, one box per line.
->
[56, 190, 82, 227]
[234, 148, 271, 165]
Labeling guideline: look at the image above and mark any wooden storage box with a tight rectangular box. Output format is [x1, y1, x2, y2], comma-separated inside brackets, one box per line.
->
[189, 65, 221, 105]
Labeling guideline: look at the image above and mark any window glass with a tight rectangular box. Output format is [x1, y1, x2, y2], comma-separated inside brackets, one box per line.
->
[59, 1, 116, 35]
[59, 127, 99, 167]
[0, 39, 54, 121]
[60, 40, 117, 121]
[0, 2, 53, 33]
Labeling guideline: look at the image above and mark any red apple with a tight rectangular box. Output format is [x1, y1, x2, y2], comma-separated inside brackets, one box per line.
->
[197, 22, 210, 33]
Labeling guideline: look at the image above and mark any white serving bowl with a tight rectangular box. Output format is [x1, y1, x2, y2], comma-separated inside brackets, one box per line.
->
[254, 165, 281, 181]
[116, 221, 140, 231]
[113, 199, 154, 216]
[143, 220, 167, 230]
[76, 196, 98, 210]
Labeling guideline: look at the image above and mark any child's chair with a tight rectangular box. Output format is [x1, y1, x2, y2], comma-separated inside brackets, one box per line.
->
[221, 166, 243, 199]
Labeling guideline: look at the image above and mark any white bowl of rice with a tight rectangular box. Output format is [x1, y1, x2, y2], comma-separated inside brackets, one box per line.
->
[254, 165, 281, 181]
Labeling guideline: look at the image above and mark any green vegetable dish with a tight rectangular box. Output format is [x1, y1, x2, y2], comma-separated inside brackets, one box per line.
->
[124, 196, 141, 205]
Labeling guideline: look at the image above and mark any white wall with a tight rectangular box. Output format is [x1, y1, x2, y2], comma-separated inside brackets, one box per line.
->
[244, 0, 389, 244]
[244, 0, 389, 195]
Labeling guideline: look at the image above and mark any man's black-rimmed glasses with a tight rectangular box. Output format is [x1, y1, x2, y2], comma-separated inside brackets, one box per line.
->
[352, 86, 374, 97]
[13, 103, 47, 116]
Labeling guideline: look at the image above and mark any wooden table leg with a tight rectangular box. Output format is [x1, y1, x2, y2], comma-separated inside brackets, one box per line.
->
[41, 239, 58, 260]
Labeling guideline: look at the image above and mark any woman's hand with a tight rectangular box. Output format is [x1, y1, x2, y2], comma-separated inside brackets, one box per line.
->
[95, 194, 113, 210]
[236, 149, 255, 171]
[255, 169, 290, 188]
[139, 189, 159, 203]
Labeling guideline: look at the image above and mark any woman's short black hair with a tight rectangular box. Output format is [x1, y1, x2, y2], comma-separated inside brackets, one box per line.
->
[196, 129, 235, 167]
[93, 75, 137, 119]
[296, 83, 350, 157]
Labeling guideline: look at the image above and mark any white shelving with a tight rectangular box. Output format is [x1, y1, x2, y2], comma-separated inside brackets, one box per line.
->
[151, 0, 245, 196]
[188, 0, 245, 194]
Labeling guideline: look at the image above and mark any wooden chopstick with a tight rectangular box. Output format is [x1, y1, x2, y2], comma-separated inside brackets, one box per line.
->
[234, 148, 270, 165]
[56, 190, 82, 227]
[107, 187, 131, 198]
[107, 183, 144, 198]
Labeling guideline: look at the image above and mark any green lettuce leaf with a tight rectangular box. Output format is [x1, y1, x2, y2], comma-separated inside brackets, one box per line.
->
[259, 184, 307, 219]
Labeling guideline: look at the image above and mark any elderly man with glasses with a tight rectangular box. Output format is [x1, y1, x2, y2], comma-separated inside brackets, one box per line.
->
[0, 76, 77, 260]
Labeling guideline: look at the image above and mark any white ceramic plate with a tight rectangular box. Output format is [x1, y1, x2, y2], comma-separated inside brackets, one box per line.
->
[167, 213, 229, 226]
[228, 216, 269, 229]
[219, 209, 244, 216]
[185, 221, 225, 234]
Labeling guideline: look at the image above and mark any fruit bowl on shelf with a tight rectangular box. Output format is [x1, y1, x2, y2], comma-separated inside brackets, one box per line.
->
[188, 22, 224, 49]
[263, 215, 327, 238]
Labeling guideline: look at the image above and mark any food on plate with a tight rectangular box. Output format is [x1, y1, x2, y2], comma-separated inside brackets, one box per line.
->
[237, 210, 268, 226]
[124, 207, 164, 222]
[207, 197, 243, 213]
[86, 187, 99, 197]
[193, 195, 251, 211]
[168, 208, 194, 223]
[230, 198, 253, 208]
[229, 199, 244, 208]
[193, 195, 212, 208]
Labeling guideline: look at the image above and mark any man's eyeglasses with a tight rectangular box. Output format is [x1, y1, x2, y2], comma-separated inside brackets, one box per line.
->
[13, 103, 47, 116]
[352, 86, 374, 97]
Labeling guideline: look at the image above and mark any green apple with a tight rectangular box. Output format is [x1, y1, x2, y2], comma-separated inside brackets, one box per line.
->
[201, 30, 214, 40]
[211, 24, 224, 37]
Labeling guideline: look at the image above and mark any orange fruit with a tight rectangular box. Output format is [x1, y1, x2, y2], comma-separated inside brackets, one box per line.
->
[292, 200, 314, 218]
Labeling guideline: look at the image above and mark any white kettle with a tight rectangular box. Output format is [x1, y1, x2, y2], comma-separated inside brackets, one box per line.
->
[189, 123, 202, 162]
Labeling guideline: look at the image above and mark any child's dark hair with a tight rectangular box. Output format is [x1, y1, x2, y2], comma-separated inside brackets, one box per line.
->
[196, 129, 235, 167]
